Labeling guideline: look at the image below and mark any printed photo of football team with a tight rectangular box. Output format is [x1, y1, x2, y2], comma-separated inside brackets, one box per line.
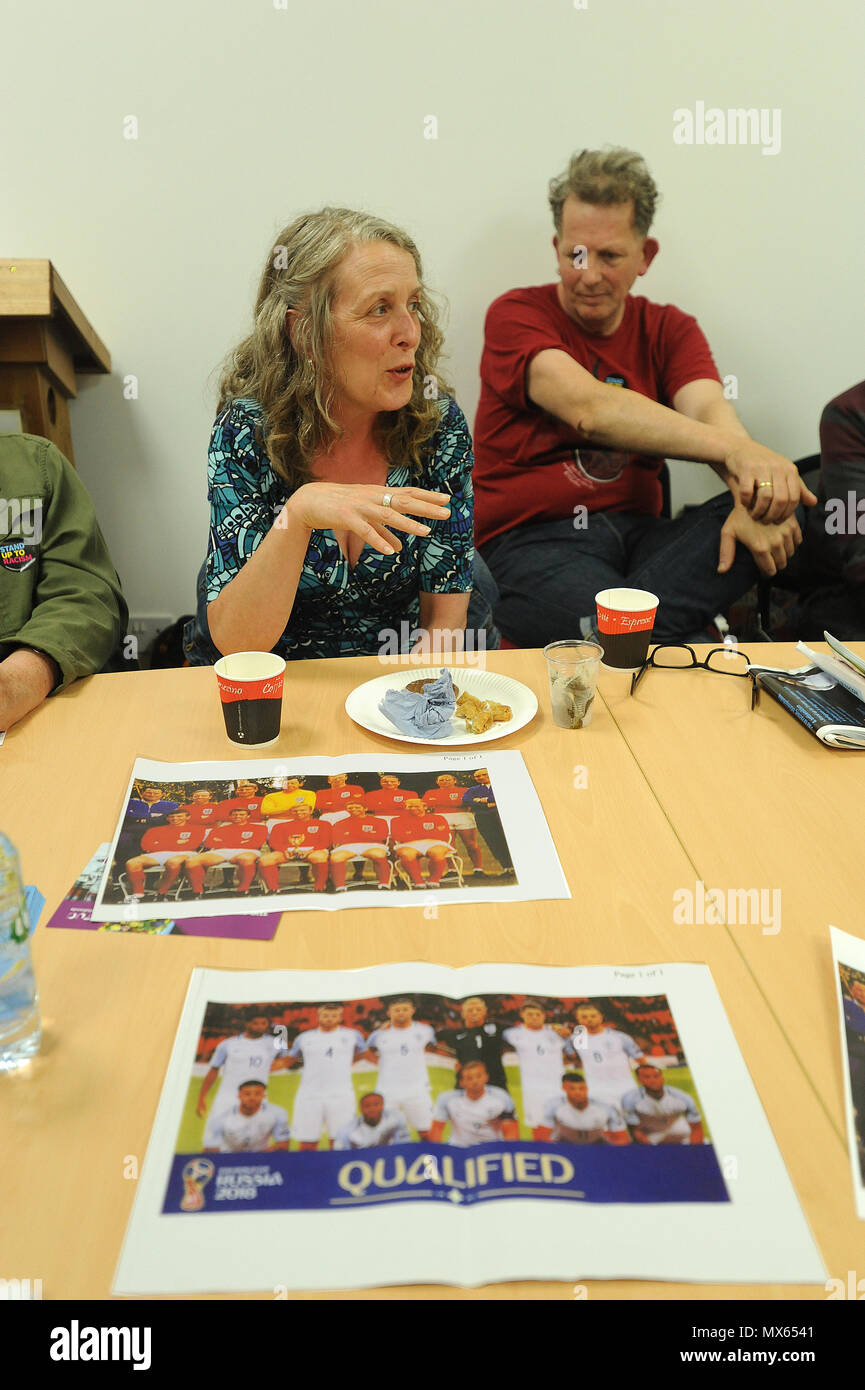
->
[101, 770, 517, 906]
[176, 991, 713, 1156]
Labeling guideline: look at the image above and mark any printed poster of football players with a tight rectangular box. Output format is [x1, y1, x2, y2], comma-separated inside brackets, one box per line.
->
[114, 962, 825, 1294]
[831, 926, 865, 1219]
[91, 752, 567, 921]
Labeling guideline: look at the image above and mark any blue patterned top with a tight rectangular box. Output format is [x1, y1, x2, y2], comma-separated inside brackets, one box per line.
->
[184, 394, 474, 663]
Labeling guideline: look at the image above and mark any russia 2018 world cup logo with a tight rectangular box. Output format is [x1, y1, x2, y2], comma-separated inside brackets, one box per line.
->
[180, 1158, 215, 1211]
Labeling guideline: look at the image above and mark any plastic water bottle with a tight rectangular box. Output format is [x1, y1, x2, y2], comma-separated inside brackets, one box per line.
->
[0, 832, 41, 1069]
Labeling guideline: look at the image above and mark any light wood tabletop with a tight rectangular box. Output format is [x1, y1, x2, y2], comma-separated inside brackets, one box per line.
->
[603, 642, 865, 1149]
[0, 649, 860, 1299]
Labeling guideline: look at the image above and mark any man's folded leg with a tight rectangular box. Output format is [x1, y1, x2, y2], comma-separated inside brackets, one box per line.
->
[625, 492, 758, 642]
[481, 516, 628, 648]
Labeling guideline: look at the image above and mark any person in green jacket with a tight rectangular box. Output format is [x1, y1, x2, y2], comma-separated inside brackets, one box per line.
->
[0, 433, 128, 731]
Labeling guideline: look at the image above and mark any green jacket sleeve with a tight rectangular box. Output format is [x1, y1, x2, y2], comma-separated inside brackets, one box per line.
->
[8, 439, 128, 690]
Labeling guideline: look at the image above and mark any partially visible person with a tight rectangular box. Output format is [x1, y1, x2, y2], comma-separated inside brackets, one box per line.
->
[177, 788, 222, 826]
[621, 1063, 704, 1145]
[780, 381, 865, 638]
[422, 774, 482, 874]
[188, 807, 269, 895]
[429, 1061, 519, 1146]
[568, 1002, 644, 1110]
[123, 807, 206, 902]
[126, 786, 180, 822]
[314, 773, 365, 817]
[118, 784, 180, 865]
[0, 433, 128, 730]
[333, 1092, 411, 1149]
[436, 996, 511, 1092]
[460, 769, 513, 872]
[261, 777, 316, 824]
[202, 1080, 291, 1153]
[259, 814, 332, 893]
[329, 801, 392, 891]
[215, 780, 264, 822]
[362, 997, 438, 1139]
[364, 773, 413, 821]
[474, 147, 813, 647]
[390, 798, 454, 888]
[197, 1011, 287, 1134]
[185, 207, 477, 665]
[844, 978, 865, 1173]
[503, 1000, 572, 1139]
[535, 1072, 630, 1145]
[284, 1003, 366, 1150]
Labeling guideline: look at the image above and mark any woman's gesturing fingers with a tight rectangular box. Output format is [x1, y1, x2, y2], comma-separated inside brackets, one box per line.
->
[289, 481, 451, 545]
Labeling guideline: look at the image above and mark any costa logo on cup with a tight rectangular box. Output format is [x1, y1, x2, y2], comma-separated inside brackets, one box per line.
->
[213, 653, 286, 748]
[216, 674, 284, 705]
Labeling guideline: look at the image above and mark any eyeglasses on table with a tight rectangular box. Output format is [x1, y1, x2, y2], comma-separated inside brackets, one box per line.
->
[629, 643, 755, 701]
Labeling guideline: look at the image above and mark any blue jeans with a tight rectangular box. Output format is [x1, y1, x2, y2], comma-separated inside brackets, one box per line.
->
[481, 493, 760, 648]
[466, 552, 501, 650]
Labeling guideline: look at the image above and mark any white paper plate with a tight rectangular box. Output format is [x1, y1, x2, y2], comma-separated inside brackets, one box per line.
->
[345, 667, 538, 746]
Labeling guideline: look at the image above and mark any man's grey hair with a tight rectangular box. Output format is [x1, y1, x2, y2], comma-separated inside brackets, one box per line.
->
[548, 147, 660, 237]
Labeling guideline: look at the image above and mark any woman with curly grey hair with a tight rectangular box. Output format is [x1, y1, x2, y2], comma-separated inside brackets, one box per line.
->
[186, 207, 475, 662]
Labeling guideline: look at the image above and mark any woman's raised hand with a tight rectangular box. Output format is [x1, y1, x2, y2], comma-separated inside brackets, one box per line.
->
[284, 483, 452, 555]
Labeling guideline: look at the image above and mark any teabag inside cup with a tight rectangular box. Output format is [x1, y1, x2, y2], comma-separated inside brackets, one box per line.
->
[379, 669, 457, 738]
[551, 671, 594, 727]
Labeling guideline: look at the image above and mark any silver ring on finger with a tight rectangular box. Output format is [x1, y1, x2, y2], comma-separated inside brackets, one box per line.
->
[381, 491, 393, 509]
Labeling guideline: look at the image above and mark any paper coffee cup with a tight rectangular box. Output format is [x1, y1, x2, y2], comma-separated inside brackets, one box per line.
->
[214, 652, 286, 747]
[595, 588, 659, 670]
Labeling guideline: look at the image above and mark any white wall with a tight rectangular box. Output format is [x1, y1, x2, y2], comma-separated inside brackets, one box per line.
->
[3, 0, 863, 622]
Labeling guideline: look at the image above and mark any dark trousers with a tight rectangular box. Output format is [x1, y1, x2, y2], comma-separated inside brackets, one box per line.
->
[481, 492, 760, 649]
[474, 809, 513, 871]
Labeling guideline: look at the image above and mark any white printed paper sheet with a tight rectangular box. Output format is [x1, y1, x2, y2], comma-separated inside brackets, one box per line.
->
[114, 960, 825, 1294]
[91, 752, 568, 920]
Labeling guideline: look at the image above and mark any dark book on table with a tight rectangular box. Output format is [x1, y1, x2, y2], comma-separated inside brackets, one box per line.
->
[756, 669, 865, 748]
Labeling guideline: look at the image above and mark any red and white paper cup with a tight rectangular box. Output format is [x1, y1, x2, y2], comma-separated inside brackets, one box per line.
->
[595, 588, 659, 670]
[214, 652, 286, 747]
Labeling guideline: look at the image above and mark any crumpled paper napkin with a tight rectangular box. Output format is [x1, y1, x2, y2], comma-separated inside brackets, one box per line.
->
[379, 669, 456, 738]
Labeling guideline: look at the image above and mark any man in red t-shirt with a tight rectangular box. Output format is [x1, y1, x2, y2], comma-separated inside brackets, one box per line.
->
[215, 780, 264, 822]
[177, 788, 222, 826]
[259, 815, 332, 893]
[422, 774, 482, 873]
[364, 773, 413, 819]
[124, 808, 206, 900]
[329, 801, 392, 891]
[474, 147, 815, 646]
[391, 799, 454, 887]
[188, 807, 269, 894]
[314, 773, 366, 820]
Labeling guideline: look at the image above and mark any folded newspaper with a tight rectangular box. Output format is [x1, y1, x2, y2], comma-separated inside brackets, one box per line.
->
[749, 632, 865, 748]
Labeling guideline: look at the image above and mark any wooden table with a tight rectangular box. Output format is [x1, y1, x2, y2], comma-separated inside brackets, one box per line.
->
[604, 642, 865, 1195]
[1, 649, 860, 1300]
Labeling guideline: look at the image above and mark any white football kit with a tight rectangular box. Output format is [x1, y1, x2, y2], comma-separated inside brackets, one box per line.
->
[570, 1027, 642, 1107]
[434, 1086, 516, 1146]
[334, 1108, 412, 1149]
[503, 1024, 569, 1126]
[367, 1022, 436, 1130]
[204, 1032, 287, 1129]
[206, 1099, 291, 1152]
[621, 1084, 700, 1144]
[541, 1094, 626, 1144]
[290, 1026, 365, 1142]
